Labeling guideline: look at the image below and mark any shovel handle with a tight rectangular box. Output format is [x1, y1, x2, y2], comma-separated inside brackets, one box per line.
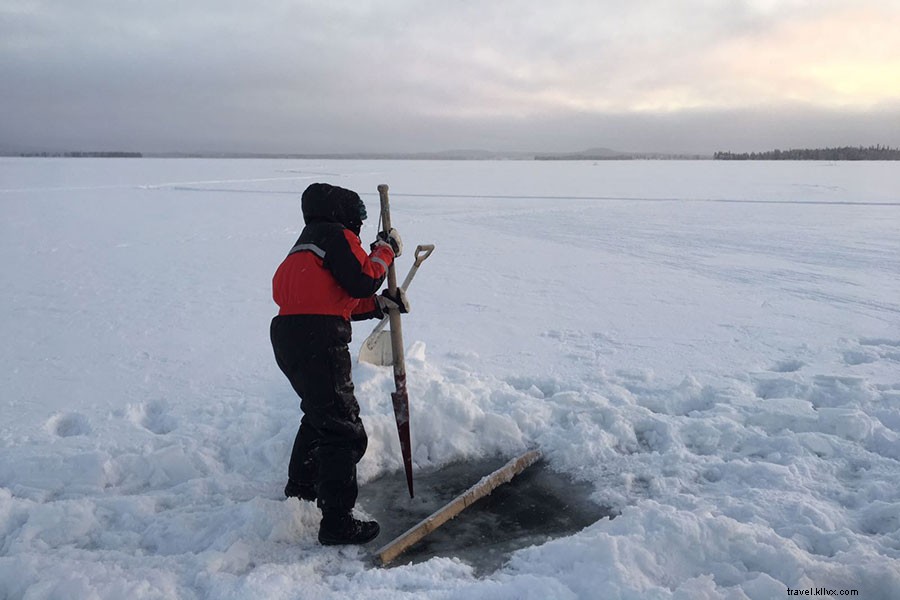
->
[364, 244, 435, 348]
[413, 244, 434, 268]
[401, 245, 434, 290]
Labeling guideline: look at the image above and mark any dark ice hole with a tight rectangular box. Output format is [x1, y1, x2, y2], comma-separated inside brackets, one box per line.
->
[363, 456, 613, 575]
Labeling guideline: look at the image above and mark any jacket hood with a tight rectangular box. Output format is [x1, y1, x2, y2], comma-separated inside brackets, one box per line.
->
[301, 183, 367, 235]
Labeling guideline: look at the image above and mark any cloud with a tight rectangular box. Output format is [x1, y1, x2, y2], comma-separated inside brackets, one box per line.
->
[1, 0, 898, 152]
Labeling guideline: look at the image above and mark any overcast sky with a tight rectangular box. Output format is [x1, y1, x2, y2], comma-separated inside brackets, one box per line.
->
[2, 0, 898, 154]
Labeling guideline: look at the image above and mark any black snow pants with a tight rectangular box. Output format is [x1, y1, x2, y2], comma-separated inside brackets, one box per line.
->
[270, 314, 368, 517]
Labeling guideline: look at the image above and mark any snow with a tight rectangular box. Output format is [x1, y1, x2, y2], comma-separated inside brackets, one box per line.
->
[2, 157, 899, 598]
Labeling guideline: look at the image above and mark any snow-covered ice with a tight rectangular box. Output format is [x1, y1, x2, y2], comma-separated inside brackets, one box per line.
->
[1, 157, 899, 598]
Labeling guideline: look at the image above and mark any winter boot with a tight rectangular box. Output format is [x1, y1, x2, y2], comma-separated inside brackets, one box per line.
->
[284, 479, 316, 502]
[318, 513, 380, 546]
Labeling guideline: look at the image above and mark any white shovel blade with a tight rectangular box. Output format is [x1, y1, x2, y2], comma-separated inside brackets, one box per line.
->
[359, 330, 394, 366]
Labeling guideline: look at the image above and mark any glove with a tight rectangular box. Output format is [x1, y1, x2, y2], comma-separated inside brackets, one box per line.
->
[376, 288, 410, 314]
[371, 228, 403, 257]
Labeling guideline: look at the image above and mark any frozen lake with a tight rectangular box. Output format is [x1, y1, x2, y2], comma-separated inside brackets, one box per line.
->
[2, 157, 899, 598]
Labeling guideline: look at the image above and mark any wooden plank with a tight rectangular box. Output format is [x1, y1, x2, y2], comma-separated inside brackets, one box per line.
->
[374, 449, 542, 566]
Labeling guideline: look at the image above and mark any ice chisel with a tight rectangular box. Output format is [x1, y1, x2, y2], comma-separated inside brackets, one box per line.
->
[378, 184, 415, 498]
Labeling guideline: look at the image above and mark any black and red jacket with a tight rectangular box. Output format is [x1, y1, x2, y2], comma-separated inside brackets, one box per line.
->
[272, 185, 394, 321]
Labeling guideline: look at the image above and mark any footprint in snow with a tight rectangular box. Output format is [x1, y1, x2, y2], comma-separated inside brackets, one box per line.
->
[843, 349, 877, 366]
[46, 412, 92, 437]
[129, 400, 177, 435]
[769, 359, 805, 373]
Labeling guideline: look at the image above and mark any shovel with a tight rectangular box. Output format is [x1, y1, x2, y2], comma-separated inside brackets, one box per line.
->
[359, 243, 434, 366]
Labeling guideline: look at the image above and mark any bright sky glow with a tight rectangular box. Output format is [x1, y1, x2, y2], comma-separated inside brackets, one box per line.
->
[1, 0, 897, 153]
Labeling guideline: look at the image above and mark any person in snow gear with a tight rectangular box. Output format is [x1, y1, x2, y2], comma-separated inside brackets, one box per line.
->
[270, 183, 408, 546]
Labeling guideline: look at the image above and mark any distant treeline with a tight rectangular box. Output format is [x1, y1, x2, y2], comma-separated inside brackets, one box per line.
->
[714, 146, 900, 160]
[534, 152, 709, 161]
[16, 151, 143, 158]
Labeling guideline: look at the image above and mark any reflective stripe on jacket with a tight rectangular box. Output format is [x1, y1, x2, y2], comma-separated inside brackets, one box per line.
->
[273, 222, 394, 319]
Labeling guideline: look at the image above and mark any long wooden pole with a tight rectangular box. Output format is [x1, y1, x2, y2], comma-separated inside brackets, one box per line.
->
[374, 449, 542, 566]
[378, 184, 414, 498]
